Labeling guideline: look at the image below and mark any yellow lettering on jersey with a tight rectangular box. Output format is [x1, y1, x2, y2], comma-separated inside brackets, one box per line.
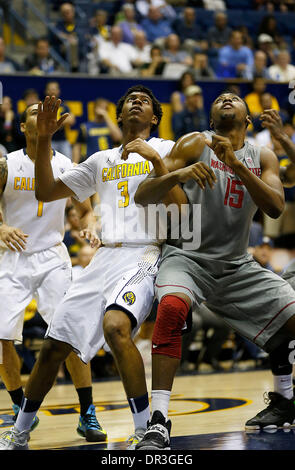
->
[20, 177, 27, 190]
[102, 168, 107, 182]
[31, 178, 35, 191]
[106, 168, 113, 181]
[121, 164, 127, 178]
[117, 180, 129, 208]
[127, 164, 133, 177]
[144, 161, 150, 174]
[14, 177, 20, 190]
[133, 162, 140, 176]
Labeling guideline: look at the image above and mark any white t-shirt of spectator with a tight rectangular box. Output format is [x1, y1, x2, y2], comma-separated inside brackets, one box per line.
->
[268, 64, 295, 82]
[99, 41, 138, 73]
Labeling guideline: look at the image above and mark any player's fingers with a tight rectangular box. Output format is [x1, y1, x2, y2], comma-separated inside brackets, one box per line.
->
[43, 96, 51, 112]
[53, 98, 62, 114]
[198, 166, 216, 189]
[79, 230, 86, 238]
[10, 232, 26, 250]
[15, 230, 28, 242]
[57, 113, 69, 129]
[191, 169, 205, 189]
[38, 101, 43, 113]
[204, 138, 213, 149]
[49, 95, 56, 112]
[6, 237, 22, 251]
[198, 163, 217, 183]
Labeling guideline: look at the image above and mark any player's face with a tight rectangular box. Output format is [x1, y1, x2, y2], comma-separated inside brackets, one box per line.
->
[211, 94, 248, 127]
[21, 104, 39, 137]
[119, 92, 158, 130]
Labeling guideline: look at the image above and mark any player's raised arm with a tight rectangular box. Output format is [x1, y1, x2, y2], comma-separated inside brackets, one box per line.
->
[35, 96, 75, 202]
[134, 132, 216, 207]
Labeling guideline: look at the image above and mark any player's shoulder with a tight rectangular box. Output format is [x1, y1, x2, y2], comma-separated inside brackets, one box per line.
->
[147, 137, 175, 154]
[5, 148, 24, 160]
[53, 150, 73, 169]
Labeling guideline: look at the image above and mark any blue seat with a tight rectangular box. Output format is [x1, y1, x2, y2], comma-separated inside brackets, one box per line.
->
[225, 0, 253, 9]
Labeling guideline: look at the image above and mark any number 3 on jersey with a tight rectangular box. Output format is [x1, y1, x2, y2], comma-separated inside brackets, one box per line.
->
[224, 178, 244, 209]
[117, 180, 130, 208]
[37, 201, 44, 217]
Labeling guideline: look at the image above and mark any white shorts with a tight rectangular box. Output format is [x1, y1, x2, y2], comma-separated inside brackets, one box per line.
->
[46, 244, 161, 363]
[0, 243, 72, 342]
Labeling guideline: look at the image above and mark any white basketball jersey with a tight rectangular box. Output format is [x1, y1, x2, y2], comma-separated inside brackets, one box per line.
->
[59, 137, 175, 245]
[1, 148, 73, 253]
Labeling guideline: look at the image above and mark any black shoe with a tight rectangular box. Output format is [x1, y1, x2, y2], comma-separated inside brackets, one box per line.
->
[245, 392, 295, 430]
[135, 410, 171, 450]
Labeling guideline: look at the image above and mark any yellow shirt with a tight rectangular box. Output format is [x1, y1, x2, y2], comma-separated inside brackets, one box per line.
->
[245, 92, 280, 115]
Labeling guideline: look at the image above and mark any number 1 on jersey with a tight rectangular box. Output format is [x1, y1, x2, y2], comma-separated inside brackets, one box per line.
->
[37, 201, 44, 217]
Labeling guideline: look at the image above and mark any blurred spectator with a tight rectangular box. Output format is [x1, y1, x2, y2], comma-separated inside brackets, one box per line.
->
[173, 7, 207, 52]
[258, 14, 281, 44]
[172, 85, 208, 140]
[252, 92, 287, 133]
[132, 30, 151, 69]
[140, 5, 173, 43]
[98, 25, 137, 75]
[252, 236, 275, 271]
[238, 25, 254, 50]
[136, 0, 176, 19]
[117, 3, 145, 44]
[247, 50, 271, 79]
[0, 37, 20, 73]
[217, 30, 254, 78]
[89, 9, 111, 52]
[51, 2, 84, 72]
[140, 44, 167, 76]
[24, 37, 61, 74]
[207, 12, 232, 49]
[189, 52, 215, 79]
[170, 70, 195, 113]
[244, 77, 279, 118]
[257, 33, 277, 66]
[44, 81, 75, 158]
[72, 245, 98, 280]
[162, 34, 193, 66]
[22, 88, 40, 107]
[73, 98, 122, 164]
[203, 0, 226, 9]
[16, 89, 40, 149]
[268, 50, 295, 82]
[64, 205, 89, 266]
[0, 96, 23, 153]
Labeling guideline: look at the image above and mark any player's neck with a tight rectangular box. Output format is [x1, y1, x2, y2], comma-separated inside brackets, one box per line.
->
[122, 128, 150, 147]
[215, 128, 245, 150]
[25, 141, 53, 162]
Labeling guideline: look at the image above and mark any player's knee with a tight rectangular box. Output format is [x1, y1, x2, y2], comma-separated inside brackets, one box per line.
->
[39, 338, 71, 365]
[103, 313, 131, 348]
[152, 295, 190, 359]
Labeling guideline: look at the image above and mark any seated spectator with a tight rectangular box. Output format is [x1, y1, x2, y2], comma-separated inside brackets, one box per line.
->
[258, 14, 282, 44]
[72, 245, 98, 280]
[207, 11, 232, 49]
[73, 98, 122, 164]
[90, 9, 111, 46]
[217, 30, 254, 78]
[203, 0, 226, 9]
[117, 3, 145, 44]
[0, 37, 20, 73]
[173, 7, 207, 53]
[140, 5, 173, 43]
[98, 25, 138, 75]
[170, 70, 195, 113]
[162, 33, 193, 67]
[257, 33, 277, 66]
[63, 205, 89, 266]
[16, 89, 40, 148]
[268, 50, 295, 82]
[172, 85, 208, 140]
[252, 92, 285, 133]
[0, 96, 23, 153]
[136, 0, 176, 19]
[133, 30, 151, 70]
[44, 81, 75, 158]
[50, 2, 84, 72]
[140, 44, 167, 76]
[247, 50, 271, 80]
[189, 52, 215, 79]
[252, 236, 275, 271]
[22, 88, 40, 107]
[244, 77, 279, 118]
[24, 37, 61, 74]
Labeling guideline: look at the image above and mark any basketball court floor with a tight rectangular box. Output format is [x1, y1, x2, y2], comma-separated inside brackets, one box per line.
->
[1, 367, 295, 451]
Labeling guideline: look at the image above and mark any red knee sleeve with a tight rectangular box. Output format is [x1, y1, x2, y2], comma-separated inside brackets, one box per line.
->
[152, 295, 190, 359]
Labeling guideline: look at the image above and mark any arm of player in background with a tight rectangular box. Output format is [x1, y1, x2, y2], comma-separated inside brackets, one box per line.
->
[134, 132, 216, 208]
[72, 197, 100, 248]
[35, 96, 75, 202]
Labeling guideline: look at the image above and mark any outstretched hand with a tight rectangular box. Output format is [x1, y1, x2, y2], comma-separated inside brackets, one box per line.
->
[37, 96, 69, 137]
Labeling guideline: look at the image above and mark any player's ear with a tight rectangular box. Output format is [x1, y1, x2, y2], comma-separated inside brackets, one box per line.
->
[20, 122, 26, 134]
[245, 114, 252, 128]
[151, 114, 158, 128]
[117, 113, 122, 127]
[209, 118, 214, 130]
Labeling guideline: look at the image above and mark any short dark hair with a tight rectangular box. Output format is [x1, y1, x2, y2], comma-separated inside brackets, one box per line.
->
[20, 103, 37, 123]
[116, 85, 163, 132]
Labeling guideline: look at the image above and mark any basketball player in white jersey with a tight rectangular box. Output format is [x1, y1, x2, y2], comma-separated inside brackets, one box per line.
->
[0, 103, 106, 443]
[0, 85, 178, 450]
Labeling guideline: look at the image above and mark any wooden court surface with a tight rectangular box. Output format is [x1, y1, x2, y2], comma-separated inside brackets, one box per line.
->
[1, 367, 290, 451]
